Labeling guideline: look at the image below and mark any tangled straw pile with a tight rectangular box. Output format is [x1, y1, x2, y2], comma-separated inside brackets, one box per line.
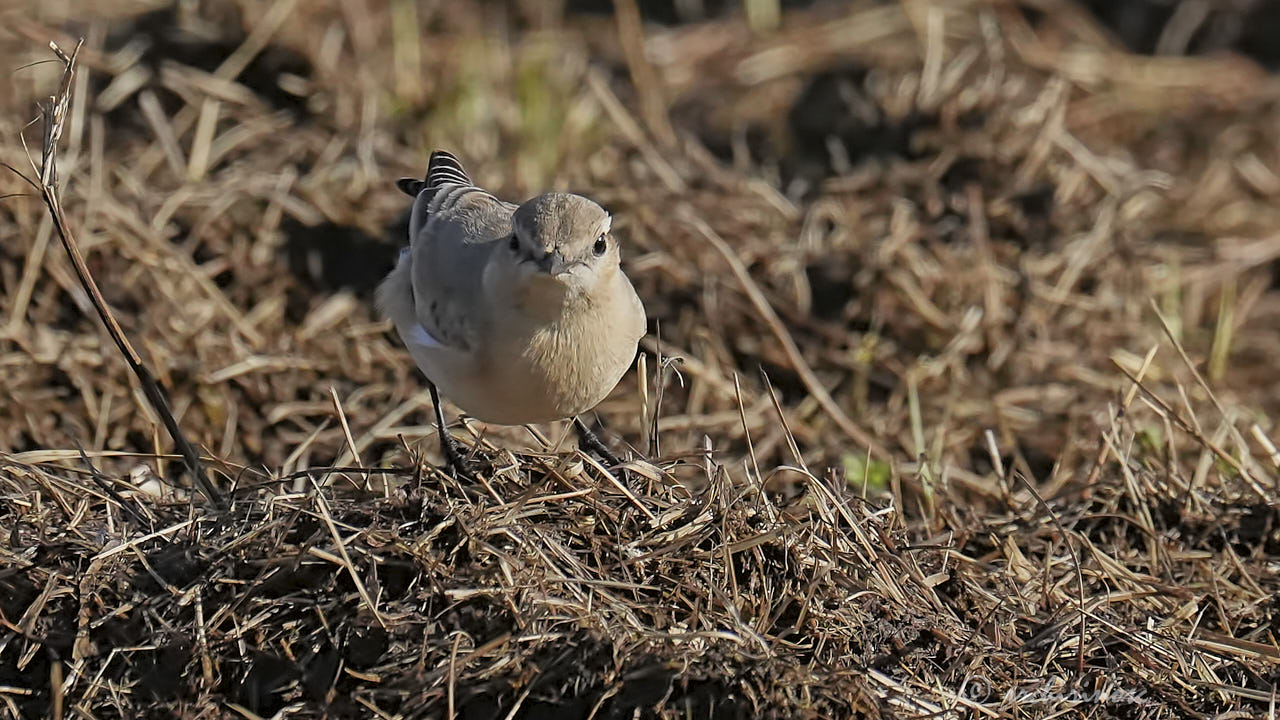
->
[1, 1, 1279, 717]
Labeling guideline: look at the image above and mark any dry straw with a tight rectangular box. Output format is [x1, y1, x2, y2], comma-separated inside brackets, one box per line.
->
[1, 1, 1279, 718]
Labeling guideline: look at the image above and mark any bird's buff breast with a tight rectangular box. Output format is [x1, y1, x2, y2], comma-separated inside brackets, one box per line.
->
[405, 315, 636, 426]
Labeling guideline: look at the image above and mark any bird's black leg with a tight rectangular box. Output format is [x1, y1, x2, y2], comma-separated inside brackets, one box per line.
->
[573, 416, 624, 468]
[429, 381, 476, 480]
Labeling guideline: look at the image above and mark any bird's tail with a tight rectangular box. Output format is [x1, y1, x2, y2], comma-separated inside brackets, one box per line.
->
[424, 150, 471, 188]
[396, 149, 471, 198]
[396, 149, 483, 243]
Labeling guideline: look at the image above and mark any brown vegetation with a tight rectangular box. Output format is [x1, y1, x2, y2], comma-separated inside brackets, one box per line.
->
[1, 1, 1278, 717]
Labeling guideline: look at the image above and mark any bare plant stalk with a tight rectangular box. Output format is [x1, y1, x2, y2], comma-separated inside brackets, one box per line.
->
[15, 40, 226, 508]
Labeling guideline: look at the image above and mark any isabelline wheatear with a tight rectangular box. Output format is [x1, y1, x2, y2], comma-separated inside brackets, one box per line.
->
[378, 150, 647, 477]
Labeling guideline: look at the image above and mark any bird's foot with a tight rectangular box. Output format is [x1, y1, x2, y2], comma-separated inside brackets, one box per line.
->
[439, 430, 479, 482]
[574, 417, 626, 469]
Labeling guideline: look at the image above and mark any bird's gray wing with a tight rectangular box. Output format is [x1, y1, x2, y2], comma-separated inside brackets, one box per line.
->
[403, 153, 517, 352]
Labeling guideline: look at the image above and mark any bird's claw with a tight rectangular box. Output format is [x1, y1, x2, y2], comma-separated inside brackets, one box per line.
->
[574, 418, 624, 468]
[573, 417, 640, 491]
[439, 431, 479, 482]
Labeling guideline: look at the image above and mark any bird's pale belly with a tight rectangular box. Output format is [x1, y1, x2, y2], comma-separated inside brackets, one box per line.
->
[405, 335, 630, 426]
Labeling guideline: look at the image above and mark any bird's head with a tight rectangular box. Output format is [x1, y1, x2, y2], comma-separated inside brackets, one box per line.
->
[493, 193, 619, 309]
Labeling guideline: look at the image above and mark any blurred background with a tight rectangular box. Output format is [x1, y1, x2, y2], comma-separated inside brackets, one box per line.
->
[2, 0, 1278, 502]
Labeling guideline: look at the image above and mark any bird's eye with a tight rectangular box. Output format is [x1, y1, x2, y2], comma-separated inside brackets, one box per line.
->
[592, 234, 607, 256]
[508, 234, 519, 252]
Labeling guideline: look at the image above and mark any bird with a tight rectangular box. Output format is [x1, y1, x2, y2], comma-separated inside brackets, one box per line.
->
[377, 150, 647, 478]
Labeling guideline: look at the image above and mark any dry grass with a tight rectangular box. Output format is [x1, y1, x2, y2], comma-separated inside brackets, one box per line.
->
[1, 0, 1279, 717]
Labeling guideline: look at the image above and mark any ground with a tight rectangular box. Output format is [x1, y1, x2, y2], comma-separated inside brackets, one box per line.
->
[0, 1, 1278, 718]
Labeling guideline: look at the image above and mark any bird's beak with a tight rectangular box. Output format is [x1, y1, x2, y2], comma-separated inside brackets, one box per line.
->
[535, 249, 571, 276]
